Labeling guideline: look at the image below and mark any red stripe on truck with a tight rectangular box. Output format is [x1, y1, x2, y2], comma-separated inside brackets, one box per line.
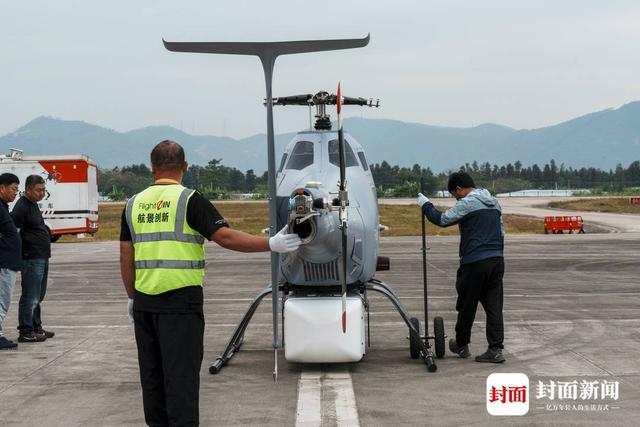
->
[39, 160, 89, 183]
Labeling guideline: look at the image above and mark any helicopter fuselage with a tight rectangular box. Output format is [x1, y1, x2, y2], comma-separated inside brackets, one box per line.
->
[276, 129, 379, 286]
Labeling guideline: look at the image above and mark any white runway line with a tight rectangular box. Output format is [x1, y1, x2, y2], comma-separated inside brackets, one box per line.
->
[426, 262, 447, 274]
[295, 372, 322, 427]
[327, 372, 360, 426]
[295, 370, 360, 427]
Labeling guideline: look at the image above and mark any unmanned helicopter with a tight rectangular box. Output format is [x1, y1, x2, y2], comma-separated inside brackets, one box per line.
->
[162, 35, 445, 379]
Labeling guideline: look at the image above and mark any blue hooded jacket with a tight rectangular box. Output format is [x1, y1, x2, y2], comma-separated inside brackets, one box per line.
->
[422, 188, 504, 264]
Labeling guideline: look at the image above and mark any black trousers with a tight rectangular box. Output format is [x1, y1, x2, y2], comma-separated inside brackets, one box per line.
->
[455, 257, 504, 350]
[133, 311, 205, 427]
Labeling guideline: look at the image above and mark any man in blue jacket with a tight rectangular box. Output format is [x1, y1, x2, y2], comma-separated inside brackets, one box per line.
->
[418, 172, 505, 363]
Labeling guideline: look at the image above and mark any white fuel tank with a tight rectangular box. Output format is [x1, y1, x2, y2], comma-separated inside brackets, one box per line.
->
[284, 296, 365, 363]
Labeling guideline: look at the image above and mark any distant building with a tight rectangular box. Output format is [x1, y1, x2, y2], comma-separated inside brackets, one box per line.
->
[496, 189, 591, 197]
[230, 193, 255, 200]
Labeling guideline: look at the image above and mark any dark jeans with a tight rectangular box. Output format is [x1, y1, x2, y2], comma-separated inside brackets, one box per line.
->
[455, 256, 504, 350]
[18, 258, 49, 335]
[134, 310, 204, 427]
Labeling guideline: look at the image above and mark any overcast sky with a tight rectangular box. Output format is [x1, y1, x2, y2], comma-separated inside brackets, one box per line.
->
[2, 0, 639, 139]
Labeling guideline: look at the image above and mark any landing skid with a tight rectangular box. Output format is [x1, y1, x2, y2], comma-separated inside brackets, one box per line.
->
[209, 284, 282, 374]
[209, 280, 437, 374]
[366, 279, 437, 372]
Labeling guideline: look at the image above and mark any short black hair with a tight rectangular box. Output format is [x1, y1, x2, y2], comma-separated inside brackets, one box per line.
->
[447, 171, 475, 193]
[0, 173, 19, 186]
[150, 140, 185, 171]
[25, 174, 45, 189]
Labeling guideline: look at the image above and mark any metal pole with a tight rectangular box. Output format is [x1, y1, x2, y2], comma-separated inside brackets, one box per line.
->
[420, 177, 429, 338]
[260, 54, 280, 382]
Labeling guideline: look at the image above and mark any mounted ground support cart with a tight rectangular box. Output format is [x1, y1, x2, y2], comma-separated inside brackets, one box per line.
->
[544, 215, 584, 234]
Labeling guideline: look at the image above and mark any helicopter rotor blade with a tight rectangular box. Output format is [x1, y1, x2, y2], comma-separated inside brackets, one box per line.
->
[268, 94, 314, 106]
[337, 82, 348, 334]
[341, 223, 348, 333]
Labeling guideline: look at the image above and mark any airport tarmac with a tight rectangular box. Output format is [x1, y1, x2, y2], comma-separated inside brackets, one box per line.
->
[0, 233, 639, 426]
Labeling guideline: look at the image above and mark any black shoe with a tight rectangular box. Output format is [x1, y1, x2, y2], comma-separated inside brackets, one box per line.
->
[0, 336, 18, 350]
[449, 338, 471, 358]
[36, 329, 55, 339]
[475, 348, 506, 363]
[18, 332, 47, 343]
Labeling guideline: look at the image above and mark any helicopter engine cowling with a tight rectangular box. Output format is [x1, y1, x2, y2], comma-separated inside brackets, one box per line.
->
[287, 186, 341, 263]
[287, 187, 329, 245]
[280, 184, 367, 285]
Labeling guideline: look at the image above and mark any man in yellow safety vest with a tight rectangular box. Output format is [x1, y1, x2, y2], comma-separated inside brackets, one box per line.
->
[120, 140, 300, 426]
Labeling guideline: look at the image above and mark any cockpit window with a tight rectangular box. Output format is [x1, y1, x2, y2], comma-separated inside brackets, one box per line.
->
[278, 153, 288, 173]
[285, 141, 314, 170]
[357, 151, 369, 171]
[328, 139, 359, 168]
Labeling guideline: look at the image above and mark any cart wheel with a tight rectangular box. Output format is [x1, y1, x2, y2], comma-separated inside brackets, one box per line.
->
[50, 234, 61, 243]
[544, 229, 549, 234]
[409, 317, 420, 360]
[433, 316, 445, 359]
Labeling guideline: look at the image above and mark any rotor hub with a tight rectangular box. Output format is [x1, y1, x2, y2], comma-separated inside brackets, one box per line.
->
[268, 90, 380, 130]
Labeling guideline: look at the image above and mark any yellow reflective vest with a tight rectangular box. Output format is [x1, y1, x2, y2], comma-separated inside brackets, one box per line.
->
[125, 184, 205, 295]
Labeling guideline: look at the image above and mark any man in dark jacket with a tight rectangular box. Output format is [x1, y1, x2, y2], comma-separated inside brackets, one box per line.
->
[0, 173, 21, 350]
[418, 171, 505, 363]
[11, 174, 54, 343]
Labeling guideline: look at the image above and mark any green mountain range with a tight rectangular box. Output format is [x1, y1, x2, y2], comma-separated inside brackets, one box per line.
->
[2, 101, 639, 172]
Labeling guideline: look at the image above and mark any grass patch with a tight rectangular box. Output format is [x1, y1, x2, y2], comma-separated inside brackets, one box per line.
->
[213, 201, 270, 235]
[502, 214, 545, 235]
[59, 203, 124, 242]
[548, 197, 640, 214]
[58, 201, 544, 243]
[378, 205, 543, 236]
[59, 201, 271, 243]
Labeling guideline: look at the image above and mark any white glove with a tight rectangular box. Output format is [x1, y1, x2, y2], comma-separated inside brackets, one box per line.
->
[418, 193, 430, 207]
[269, 225, 302, 253]
[127, 298, 134, 324]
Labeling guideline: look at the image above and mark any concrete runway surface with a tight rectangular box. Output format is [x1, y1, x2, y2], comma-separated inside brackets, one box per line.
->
[0, 233, 639, 426]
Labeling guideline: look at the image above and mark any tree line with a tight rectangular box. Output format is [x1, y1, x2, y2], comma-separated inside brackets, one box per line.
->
[99, 158, 640, 200]
[99, 160, 269, 201]
[451, 159, 640, 194]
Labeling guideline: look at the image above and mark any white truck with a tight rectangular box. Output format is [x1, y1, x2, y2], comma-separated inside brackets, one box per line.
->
[0, 149, 99, 241]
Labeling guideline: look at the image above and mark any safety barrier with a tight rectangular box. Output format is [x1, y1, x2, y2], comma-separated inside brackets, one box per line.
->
[544, 216, 585, 234]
